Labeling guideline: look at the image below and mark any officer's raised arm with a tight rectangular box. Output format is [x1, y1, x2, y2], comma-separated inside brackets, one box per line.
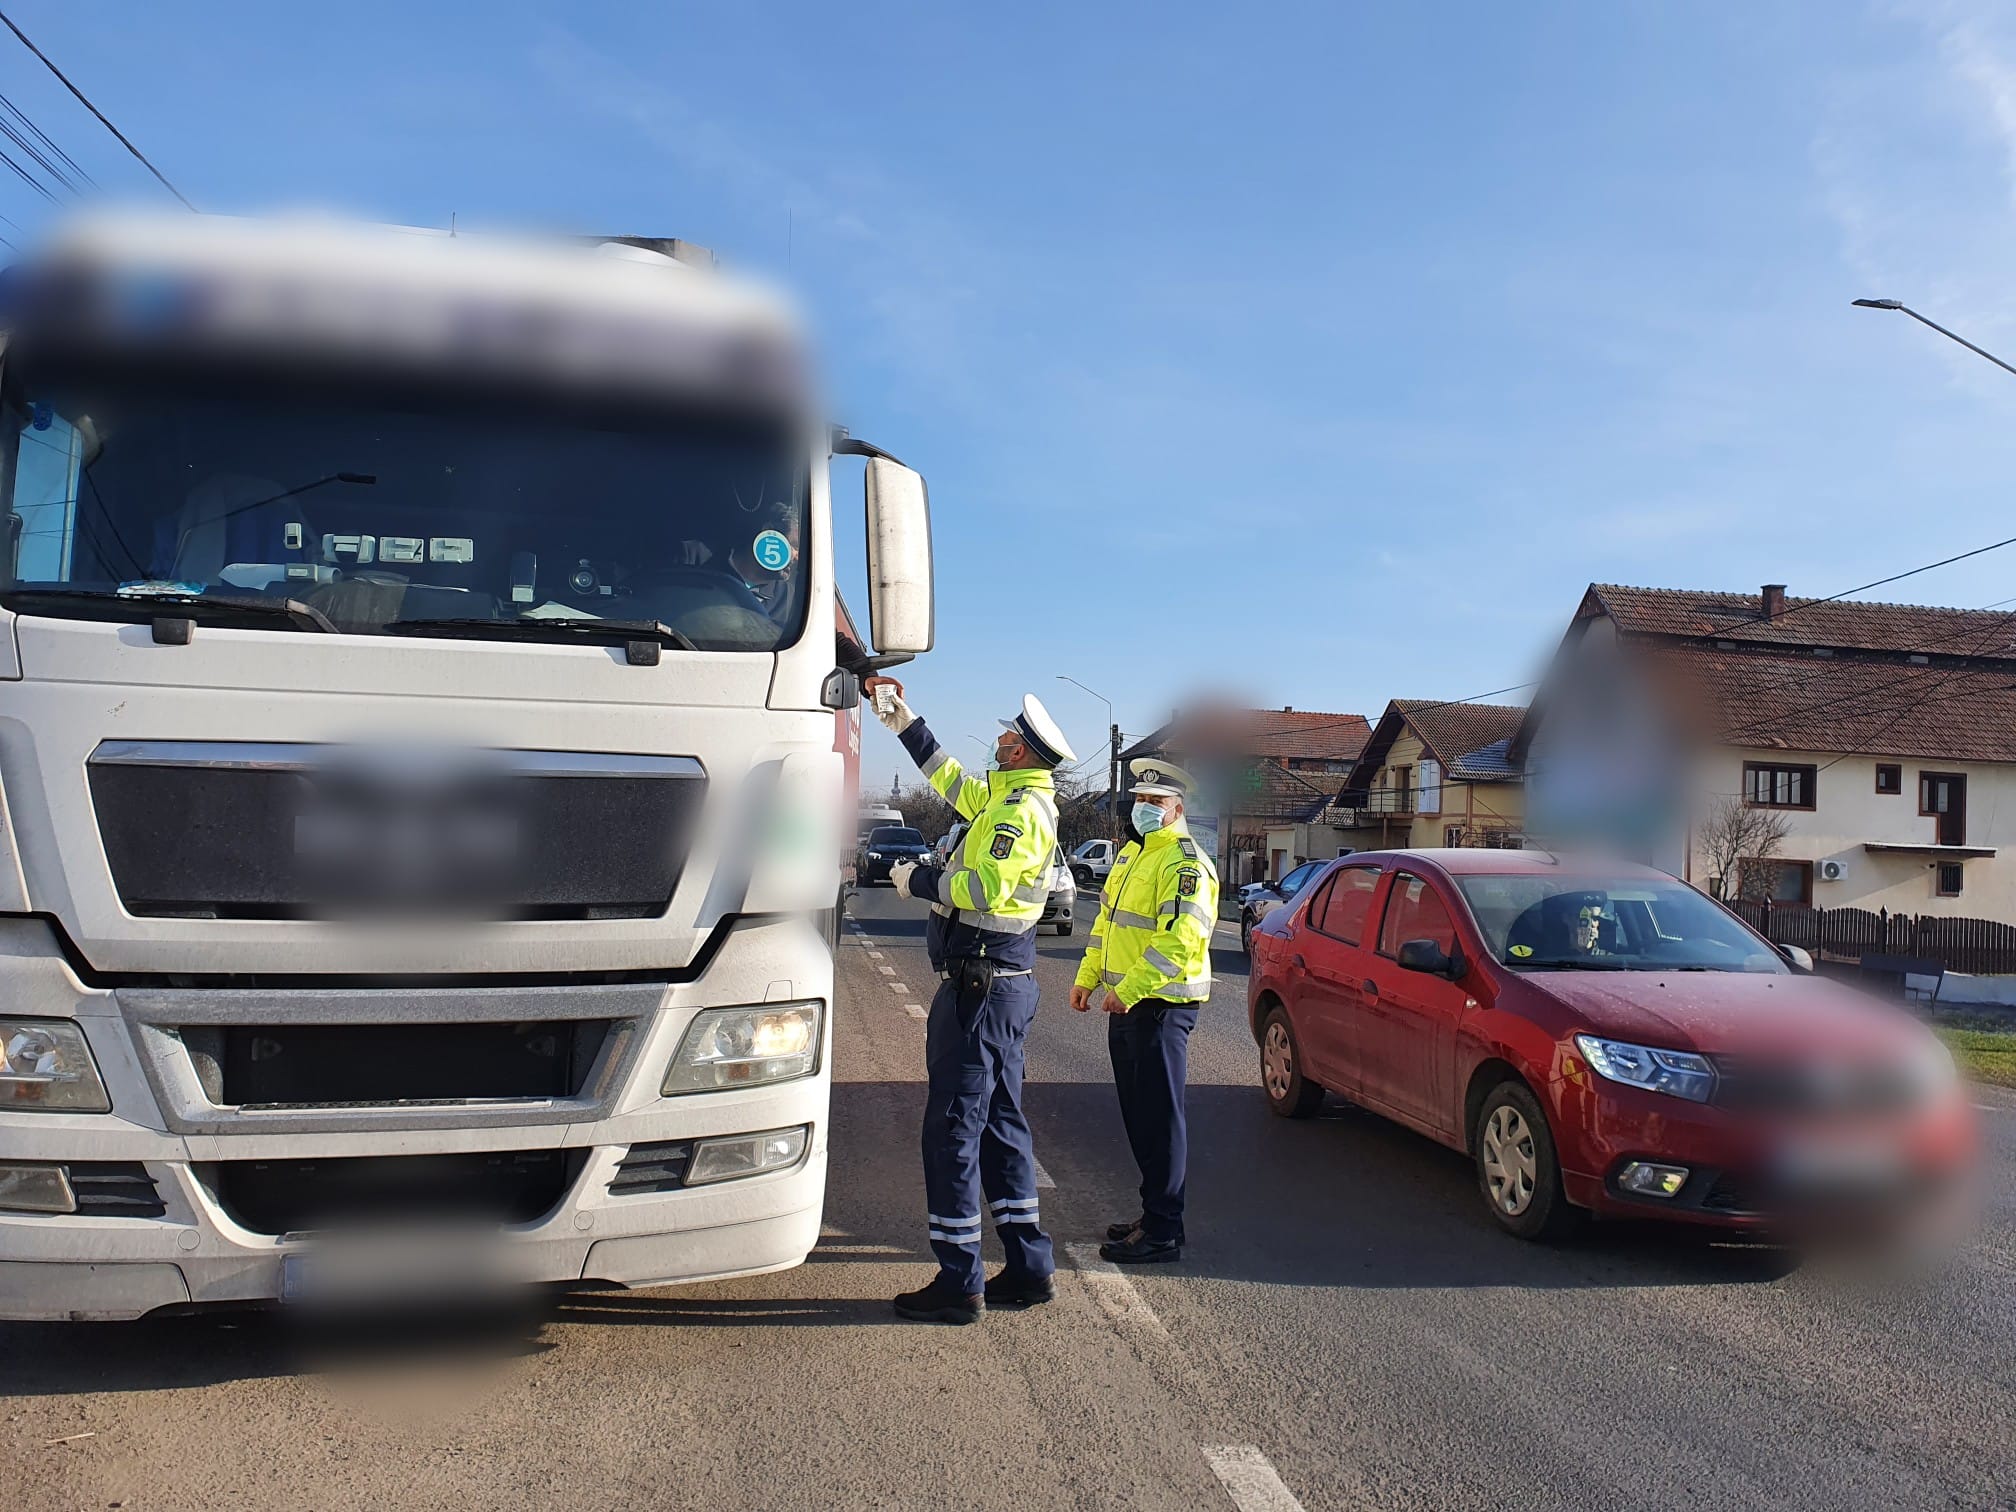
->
[865, 676, 992, 822]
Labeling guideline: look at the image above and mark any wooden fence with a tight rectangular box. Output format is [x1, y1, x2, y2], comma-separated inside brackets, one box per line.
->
[1727, 902, 2016, 976]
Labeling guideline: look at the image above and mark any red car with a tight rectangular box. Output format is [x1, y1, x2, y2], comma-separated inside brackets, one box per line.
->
[1246, 849, 1975, 1239]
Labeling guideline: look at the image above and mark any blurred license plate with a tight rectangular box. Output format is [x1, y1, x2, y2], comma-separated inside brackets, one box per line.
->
[279, 1232, 501, 1304]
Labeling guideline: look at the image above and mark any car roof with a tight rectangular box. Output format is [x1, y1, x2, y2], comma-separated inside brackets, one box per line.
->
[1332, 848, 1679, 882]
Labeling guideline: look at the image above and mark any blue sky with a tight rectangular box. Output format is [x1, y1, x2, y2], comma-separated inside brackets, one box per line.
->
[9, 1, 2016, 792]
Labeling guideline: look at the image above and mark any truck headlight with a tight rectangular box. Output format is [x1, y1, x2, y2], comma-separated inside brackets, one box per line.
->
[1, 1019, 111, 1112]
[663, 1002, 822, 1095]
[1574, 1034, 1715, 1104]
[686, 1126, 810, 1185]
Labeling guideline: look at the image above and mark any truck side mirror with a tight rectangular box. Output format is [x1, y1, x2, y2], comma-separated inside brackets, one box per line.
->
[864, 457, 934, 660]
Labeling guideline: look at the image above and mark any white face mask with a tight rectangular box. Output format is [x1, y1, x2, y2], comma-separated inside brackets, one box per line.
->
[1132, 801, 1169, 835]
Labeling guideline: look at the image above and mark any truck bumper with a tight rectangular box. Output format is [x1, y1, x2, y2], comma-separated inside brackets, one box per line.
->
[0, 913, 835, 1320]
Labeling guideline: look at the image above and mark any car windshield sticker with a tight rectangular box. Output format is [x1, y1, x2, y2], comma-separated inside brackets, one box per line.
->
[752, 529, 793, 572]
[1511, 943, 1533, 958]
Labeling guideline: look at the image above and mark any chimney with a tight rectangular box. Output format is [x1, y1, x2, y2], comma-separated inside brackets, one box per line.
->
[1761, 583, 1787, 619]
[1282, 705, 1293, 713]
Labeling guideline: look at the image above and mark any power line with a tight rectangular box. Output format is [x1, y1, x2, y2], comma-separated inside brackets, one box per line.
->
[0, 143, 58, 203]
[0, 114, 78, 195]
[0, 87, 96, 188]
[0, 7, 193, 210]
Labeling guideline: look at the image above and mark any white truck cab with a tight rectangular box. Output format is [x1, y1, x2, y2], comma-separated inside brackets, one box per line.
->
[0, 214, 934, 1319]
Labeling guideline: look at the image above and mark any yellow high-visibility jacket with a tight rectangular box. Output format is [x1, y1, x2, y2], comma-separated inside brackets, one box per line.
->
[1075, 821, 1218, 1005]
[919, 746, 1058, 934]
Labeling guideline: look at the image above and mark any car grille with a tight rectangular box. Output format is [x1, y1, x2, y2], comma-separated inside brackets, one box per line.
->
[87, 741, 704, 920]
[1711, 1055, 1924, 1114]
[607, 1140, 696, 1196]
[212, 1149, 584, 1234]
[68, 1162, 167, 1218]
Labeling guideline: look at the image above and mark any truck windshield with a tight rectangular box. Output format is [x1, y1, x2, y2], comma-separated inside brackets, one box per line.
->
[1455, 874, 1787, 974]
[0, 367, 809, 651]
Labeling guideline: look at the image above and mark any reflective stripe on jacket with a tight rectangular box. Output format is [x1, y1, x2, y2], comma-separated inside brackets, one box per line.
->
[1074, 820, 1218, 1006]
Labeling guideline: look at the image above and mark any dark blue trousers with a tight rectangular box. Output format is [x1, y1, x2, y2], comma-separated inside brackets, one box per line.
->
[921, 969, 1053, 1293]
[1107, 1001, 1198, 1243]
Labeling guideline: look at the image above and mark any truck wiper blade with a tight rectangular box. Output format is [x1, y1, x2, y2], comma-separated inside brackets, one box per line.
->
[385, 616, 702, 652]
[2, 586, 334, 633]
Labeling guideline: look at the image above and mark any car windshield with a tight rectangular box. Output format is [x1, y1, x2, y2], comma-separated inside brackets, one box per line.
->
[868, 827, 924, 847]
[1, 364, 808, 651]
[1455, 874, 1787, 974]
[1279, 862, 1321, 897]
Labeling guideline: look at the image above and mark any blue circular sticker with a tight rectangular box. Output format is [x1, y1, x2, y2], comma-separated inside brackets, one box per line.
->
[752, 528, 793, 572]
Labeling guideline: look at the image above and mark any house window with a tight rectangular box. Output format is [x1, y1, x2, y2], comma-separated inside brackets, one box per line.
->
[1417, 758, 1441, 816]
[1390, 766, 1414, 814]
[1875, 764, 1901, 795]
[1743, 762, 1816, 810]
[1484, 829, 1521, 850]
[1919, 771, 1968, 846]
[1444, 825, 1464, 848]
[1937, 862, 1964, 898]
[1739, 857, 1812, 905]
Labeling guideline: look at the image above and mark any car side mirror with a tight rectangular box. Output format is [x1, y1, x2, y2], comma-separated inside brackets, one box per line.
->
[1398, 938, 1463, 978]
[1778, 943, 1814, 974]
[863, 456, 934, 662]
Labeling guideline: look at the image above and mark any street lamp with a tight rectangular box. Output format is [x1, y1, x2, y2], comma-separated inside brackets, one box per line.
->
[1852, 298, 2016, 379]
[1055, 675, 1120, 840]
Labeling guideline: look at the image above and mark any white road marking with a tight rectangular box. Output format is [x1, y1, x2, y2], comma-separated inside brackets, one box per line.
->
[905, 1004, 927, 1018]
[1974, 1103, 2000, 1113]
[1063, 1243, 1167, 1338]
[878, 965, 896, 976]
[868, 949, 884, 958]
[1201, 1446, 1306, 1512]
[889, 982, 910, 994]
[1031, 1156, 1055, 1189]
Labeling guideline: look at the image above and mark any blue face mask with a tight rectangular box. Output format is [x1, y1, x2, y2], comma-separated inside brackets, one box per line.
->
[1132, 801, 1168, 835]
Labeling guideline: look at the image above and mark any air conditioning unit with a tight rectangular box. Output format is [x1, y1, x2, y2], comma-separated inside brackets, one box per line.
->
[1818, 859, 1846, 882]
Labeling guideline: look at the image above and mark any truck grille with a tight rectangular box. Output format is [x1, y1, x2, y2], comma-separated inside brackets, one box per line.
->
[213, 1149, 583, 1234]
[87, 741, 704, 920]
[68, 1162, 167, 1218]
[185, 1019, 617, 1108]
[608, 1140, 696, 1195]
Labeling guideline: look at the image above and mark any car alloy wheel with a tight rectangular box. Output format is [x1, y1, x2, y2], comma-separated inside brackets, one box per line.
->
[1480, 1104, 1538, 1216]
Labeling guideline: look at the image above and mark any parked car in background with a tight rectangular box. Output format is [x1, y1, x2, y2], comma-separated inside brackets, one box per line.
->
[1239, 858, 1327, 953]
[1042, 847, 1075, 936]
[1246, 849, 1975, 1240]
[858, 824, 932, 885]
[1070, 837, 1118, 888]
[936, 821, 968, 866]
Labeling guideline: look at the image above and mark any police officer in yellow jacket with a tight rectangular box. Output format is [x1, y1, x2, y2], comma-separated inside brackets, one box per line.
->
[1072, 757, 1218, 1263]
[865, 675, 1075, 1323]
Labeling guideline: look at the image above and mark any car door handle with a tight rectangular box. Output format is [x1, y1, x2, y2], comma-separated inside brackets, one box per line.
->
[1290, 954, 1306, 970]
[1362, 978, 1380, 997]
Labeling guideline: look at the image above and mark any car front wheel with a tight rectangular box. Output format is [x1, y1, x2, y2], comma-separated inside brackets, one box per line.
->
[1260, 1007, 1324, 1118]
[1472, 1080, 1577, 1241]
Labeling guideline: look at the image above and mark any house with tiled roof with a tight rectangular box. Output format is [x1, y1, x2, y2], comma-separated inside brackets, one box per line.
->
[1335, 699, 1528, 851]
[1119, 706, 1372, 884]
[1514, 581, 2016, 916]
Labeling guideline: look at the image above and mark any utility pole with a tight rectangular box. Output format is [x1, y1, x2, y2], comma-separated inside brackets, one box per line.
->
[1057, 676, 1120, 841]
[1852, 298, 2016, 378]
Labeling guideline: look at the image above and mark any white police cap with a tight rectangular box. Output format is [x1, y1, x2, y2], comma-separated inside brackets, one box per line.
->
[1128, 757, 1195, 798]
[997, 693, 1076, 767]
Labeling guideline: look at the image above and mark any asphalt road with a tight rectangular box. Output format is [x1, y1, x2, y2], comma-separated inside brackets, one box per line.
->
[9, 884, 2016, 1511]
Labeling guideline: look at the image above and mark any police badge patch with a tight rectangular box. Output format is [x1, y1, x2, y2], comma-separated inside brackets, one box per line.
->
[990, 822, 1020, 861]
[1177, 868, 1200, 898]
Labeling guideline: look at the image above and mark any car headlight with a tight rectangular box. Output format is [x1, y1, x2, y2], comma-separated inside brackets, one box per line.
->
[1, 1018, 111, 1112]
[663, 1001, 822, 1095]
[686, 1125, 810, 1185]
[1574, 1034, 1715, 1103]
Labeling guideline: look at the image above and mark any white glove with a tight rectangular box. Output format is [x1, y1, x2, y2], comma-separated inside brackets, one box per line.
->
[888, 859, 920, 896]
[871, 685, 916, 734]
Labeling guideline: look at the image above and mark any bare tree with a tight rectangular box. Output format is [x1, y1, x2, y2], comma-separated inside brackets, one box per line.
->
[1697, 794, 1792, 901]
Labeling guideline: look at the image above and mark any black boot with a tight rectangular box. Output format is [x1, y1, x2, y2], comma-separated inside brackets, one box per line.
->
[1099, 1228, 1183, 1265]
[892, 1274, 985, 1325]
[984, 1268, 1056, 1307]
